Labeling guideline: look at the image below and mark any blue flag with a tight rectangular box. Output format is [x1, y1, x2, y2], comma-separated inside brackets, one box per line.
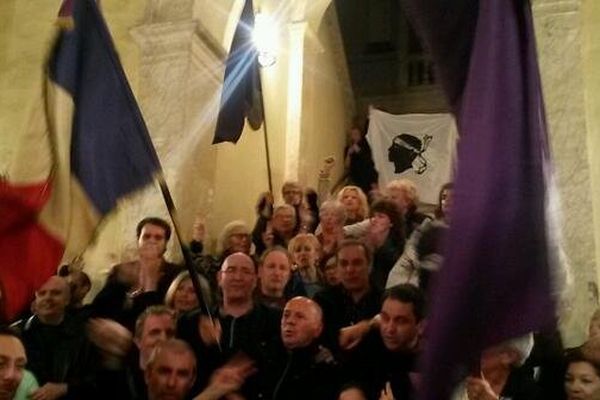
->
[213, 0, 264, 144]
[400, 1, 557, 398]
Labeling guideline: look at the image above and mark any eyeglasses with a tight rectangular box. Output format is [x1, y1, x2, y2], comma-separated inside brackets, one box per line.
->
[222, 266, 255, 276]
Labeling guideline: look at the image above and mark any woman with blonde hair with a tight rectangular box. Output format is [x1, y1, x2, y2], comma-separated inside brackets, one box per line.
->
[288, 233, 323, 297]
[337, 185, 370, 225]
[164, 270, 212, 315]
[317, 200, 347, 264]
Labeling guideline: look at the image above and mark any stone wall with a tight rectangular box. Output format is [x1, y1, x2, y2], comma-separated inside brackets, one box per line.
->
[533, 0, 599, 346]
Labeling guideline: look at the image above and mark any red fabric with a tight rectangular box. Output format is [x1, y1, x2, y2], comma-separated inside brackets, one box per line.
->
[0, 181, 64, 323]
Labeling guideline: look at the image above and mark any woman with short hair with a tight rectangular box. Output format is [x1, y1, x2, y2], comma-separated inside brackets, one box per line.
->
[288, 233, 323, 297]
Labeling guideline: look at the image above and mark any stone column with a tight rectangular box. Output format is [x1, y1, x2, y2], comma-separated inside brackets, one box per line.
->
[533, 0, 598, 346]
[100, 0, 224, 260]
[284, 21, 307, 182]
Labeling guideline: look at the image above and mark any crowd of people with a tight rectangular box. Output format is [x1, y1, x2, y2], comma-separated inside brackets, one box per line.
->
[0, 128, 598, 400]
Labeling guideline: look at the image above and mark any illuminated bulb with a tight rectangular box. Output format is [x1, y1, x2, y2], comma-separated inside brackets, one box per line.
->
[253, 12, 278, 67]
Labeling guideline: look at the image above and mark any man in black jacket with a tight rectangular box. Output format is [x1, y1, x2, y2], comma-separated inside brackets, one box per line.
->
[264, 296, 341, 400]
[178, 252, 281, 396]
[92, 217, 182, 330]
[18, 276, 98, 399]
[342, 284, 425, 400]
[314, 240, 382, 355]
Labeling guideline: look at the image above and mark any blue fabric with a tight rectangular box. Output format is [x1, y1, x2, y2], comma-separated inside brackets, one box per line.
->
[213, 0, 263, 144]
[48, 0, 160, 214]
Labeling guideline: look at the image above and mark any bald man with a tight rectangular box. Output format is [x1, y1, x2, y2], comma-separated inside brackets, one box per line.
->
[16, 276, 97, 399]
[254, 297, 341, 400]
[178, 252, 281, 397]
[280, 297, 323, 350]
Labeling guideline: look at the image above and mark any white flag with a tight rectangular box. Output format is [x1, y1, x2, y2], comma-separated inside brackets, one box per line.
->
[367, 109, 458, 204]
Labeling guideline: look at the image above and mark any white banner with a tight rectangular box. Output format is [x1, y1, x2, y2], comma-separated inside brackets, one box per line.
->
[367, 109, 458, 204]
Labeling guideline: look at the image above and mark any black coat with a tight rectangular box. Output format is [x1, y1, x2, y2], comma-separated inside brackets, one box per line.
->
[178, 303, 282, 396]
[263, 342, 342, 400]
[313, 285, 382, 354]
[18, 314, 99, 399]
[342, 331, 418, 400]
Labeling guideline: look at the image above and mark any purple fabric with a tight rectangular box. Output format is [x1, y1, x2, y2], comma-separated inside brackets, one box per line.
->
[401, 1, 556, 398]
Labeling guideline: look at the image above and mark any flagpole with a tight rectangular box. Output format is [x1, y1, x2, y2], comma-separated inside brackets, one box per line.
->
[156, 175, 221, 351]
[258, 67, 274, 194]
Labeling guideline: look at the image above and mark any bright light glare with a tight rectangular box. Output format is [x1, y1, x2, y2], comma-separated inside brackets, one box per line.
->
[253, 13, 278, 67]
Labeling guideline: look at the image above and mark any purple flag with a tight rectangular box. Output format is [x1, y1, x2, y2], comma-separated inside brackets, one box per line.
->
[401, 1, 557, 398]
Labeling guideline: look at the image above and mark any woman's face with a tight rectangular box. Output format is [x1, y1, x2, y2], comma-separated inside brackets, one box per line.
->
[340, 190, 361, 215]
[565, 361, 600, 400]
[369, 212, 392, 235]
[292, 241, 319, 268]
[173, 278, 199, 313]
[262, 223, 274, 247]
[321, 208, 342, 231]
[226, 230, 251, 254]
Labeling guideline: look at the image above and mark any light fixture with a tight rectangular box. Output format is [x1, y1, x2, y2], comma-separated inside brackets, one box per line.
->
[253, 12, 278, 67]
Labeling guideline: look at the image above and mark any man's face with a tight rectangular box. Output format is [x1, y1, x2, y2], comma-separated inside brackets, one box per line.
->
[218, 253, 257, 302]
[138, 223, 168, 255]
[282, 184, 303, 206]
[145, 350, 195, 400]
[34, 276, 70, 323]
[281, 298, 322, 349]
[272, 208, 296, 234]
[259, 251, 291, 296]
[135, 314, 176, 368]
[379, 298, 421, 352]
[338, 245, 370, 293]
[0, 335, 26, 400]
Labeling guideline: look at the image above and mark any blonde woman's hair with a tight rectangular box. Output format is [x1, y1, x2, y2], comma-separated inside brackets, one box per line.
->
[336, 185, 369, 221]
[288, 233, 322, 257]
[386, 179, 419, 206]
[164, 271, 211, 311]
